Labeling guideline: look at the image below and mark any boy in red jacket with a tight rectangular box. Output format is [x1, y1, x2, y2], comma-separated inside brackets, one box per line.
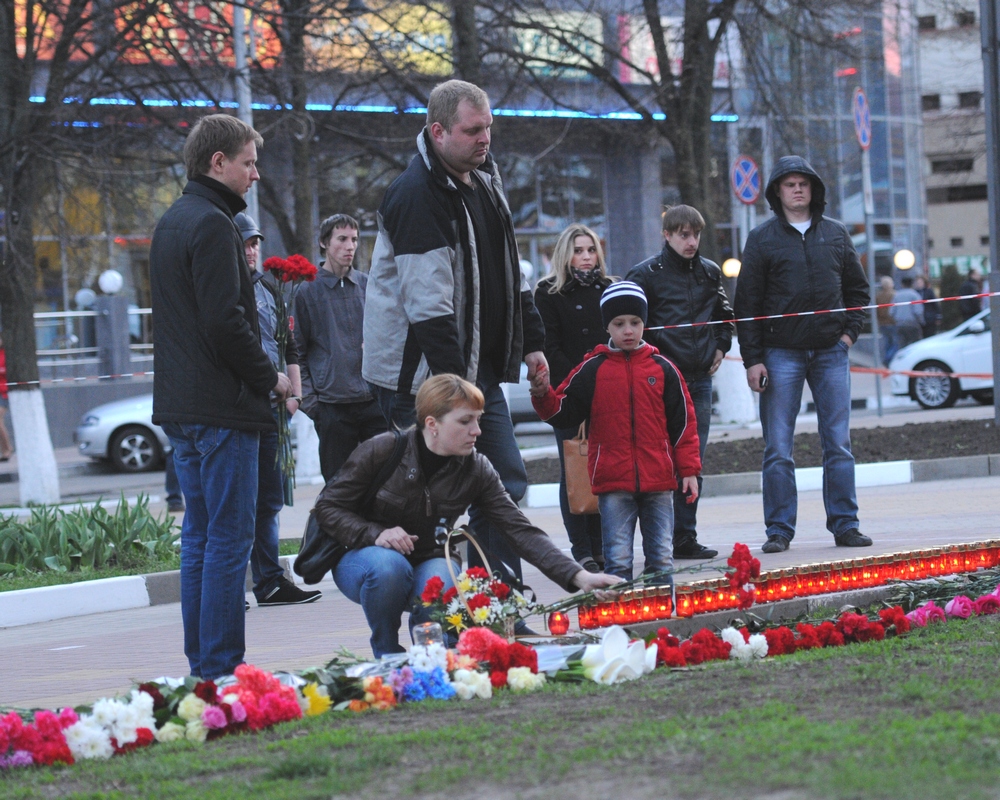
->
[531, 282, 701, 583]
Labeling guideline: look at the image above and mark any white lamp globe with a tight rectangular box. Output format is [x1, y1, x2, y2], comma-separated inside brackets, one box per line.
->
[98, 269, 124, 294]
[893, 249, 916, 270]
[722, 258, 742, 278]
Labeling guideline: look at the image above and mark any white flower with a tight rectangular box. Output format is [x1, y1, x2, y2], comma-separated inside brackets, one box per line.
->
[452, 669, 493, 700]
[177, 693, 207, 722]
[185, 719, 208, 742]
[581, 626, 655, 684]
[747, 633, 769, 659]
[155, 722, 186, 743]
[720, 627, 746, 649]
[90, 697, 126, 729]
[507, 667, 546, 692]
[726, 630, 768, 662]
[64, 720, 114, 760]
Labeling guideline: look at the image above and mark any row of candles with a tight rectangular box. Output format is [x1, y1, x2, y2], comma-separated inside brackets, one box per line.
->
[566, 541, 1000, 632]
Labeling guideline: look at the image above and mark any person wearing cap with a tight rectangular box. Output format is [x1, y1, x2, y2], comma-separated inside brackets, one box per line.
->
[292, 213, 386, 483]
[530, 281, 701, 584]
[238, 212, 321, 607]
[733, 155, 871, 555]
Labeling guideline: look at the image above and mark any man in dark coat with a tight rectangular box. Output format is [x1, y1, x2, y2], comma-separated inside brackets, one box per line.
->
[734, 156, 872, 555]
[150, 114, 291, 680]
[628, 205, 734, 560]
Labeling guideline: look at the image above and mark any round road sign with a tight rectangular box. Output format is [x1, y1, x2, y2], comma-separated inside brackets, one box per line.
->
[730, 155, 760, 205]
[853, 87, 872, 150]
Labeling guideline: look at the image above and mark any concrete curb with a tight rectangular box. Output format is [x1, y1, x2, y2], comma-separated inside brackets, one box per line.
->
[0, 555, 336, 628]
[524, 453, 1000, 508]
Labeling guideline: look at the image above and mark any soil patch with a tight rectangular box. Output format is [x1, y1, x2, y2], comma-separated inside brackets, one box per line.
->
[525, 418, 1000, 483]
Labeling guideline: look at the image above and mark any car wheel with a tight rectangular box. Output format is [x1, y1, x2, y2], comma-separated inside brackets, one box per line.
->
[910, 360, 960, 410]
[972, 390, 994, 405]
[109, 425, 162, 472]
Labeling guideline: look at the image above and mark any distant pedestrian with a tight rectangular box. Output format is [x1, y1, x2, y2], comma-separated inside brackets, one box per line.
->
[151, 114, 291, 680]
[959, 269, 982, 321]
[734, 155, 871, 554]
[891, 276, 924, 351]
[914, 275, 939, 338]
[876, 276, 896, 364]
[0, 333, 13, 462]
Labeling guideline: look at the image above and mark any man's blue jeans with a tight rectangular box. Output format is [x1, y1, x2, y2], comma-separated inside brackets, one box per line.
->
[334, 547, 455, 658]
[162, 422, 259, 680]
[371, 362, 527, 586]
[598, 491, 674, 584]
[251, 423, 285, 601]
[672, 377, 711, 547]
[759, 343, 859, 542]
[554, 426, 603, 563]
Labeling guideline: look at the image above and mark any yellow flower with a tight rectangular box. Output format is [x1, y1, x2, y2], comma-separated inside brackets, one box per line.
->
[302, 683, 331, 717]
[458, 577, 473, 594]
[472, 606, 491, 624]
[446, 612, 466, 631]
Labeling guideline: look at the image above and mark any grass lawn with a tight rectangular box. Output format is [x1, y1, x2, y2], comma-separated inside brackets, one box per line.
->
[5, 614, 1000, 799]
[0, 552, 181, 593]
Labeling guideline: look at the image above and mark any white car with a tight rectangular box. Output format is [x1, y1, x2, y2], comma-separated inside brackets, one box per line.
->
[888, 309, 993, 409]
[74, 394, 170, 473]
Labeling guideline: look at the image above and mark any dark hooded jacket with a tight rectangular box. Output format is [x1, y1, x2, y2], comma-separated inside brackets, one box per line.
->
[733, 156, 869, 367]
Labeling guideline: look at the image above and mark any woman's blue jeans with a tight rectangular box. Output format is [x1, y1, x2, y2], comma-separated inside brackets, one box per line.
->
[334, 547, 456, 658]
[598, 491, 674, 584]
[163, 422, 259, 680]
[759, 343, 859, 542]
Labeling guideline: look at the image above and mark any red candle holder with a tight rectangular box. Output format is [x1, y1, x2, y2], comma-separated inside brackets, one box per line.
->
[547, 611, 570, 636]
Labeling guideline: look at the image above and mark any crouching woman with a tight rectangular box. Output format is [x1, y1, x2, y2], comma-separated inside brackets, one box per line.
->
[314, 374, 618, 657]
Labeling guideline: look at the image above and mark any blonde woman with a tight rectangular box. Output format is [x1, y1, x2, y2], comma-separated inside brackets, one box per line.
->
[533, 224, 615, 572]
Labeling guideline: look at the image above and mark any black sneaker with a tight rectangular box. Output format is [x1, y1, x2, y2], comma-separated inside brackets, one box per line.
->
[761, 535, 790, 554]
[245, 600, 250, 611]
[580, 557, 601, 573]
[257, 578, 322, 606]
[674, 541, 719, 560]
[167, 500, 185, 513]
[835, 529, 873, 548]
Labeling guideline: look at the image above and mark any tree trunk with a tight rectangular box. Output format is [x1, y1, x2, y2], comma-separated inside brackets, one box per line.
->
[285, 0, 315, 262]
[452, 0, 480, 83]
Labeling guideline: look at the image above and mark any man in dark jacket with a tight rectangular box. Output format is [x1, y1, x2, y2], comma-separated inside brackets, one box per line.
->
[363, 80, 547, 590]
[734, 156, 871, 554]
[150, 114, 291, 680]
[627, 205, 734, 560]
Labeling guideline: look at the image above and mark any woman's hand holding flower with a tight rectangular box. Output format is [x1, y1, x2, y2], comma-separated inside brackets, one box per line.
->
[572, 569, 621, 602]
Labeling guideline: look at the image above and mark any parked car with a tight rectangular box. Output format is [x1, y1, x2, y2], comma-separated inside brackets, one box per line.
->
[74, 394, 170, 473]
[888, 309, 993, 409]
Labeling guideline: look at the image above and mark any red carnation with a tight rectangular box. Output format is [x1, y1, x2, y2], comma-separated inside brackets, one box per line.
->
[656, 645, 687, 668]
[763, 626, 797, 657]
[466, 567, 490, 580]
[442, 587, 458, 604]
[194, 680, 219, 703]
[490, 581, 511, 600]
[262, 256, 288, 275]
[421, 576, 444, 605]
[508, 642, 538, 673]
[457, 627, 507, 660]
[794, 623, 822, 650]
[878, 606, 911, 634]
[467, 593, 491, 612]
[284, 253, 318, 281]
[816, 621, 846, 647]
[485, 641, 511, 672]
[490, 670, 508, 689]
[138, 683, 166, 710]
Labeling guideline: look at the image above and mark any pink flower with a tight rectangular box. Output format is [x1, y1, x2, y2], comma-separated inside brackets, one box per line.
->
[973, 595, 1000, 615]
[226, 699, 247, 723]
[201, 705, 229, 730]
[57, 708, 78, 729]
[922, 601, 947, 624]
[905, 607, 928, 627]
[992, 583, 1000, 599]
[944, 595, 975, 619]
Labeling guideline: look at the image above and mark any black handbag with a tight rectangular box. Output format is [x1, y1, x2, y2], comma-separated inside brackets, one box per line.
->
[294, 430, 407, 585]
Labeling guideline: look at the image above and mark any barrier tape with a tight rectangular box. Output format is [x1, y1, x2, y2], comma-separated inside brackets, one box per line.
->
[6, 291, 996, 388]
[719, 354, 990, 381]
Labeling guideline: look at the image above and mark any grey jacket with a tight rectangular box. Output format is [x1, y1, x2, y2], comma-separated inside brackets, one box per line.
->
[293, 267, 371, 416]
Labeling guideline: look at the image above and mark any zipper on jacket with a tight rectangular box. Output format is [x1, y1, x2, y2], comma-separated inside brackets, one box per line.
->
[627, 351, 640, 492]
[423, 487, 432, 517]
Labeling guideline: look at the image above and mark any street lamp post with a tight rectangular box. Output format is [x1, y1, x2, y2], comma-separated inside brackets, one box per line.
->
[233, 1, 258, 222]
[981, 0, 1000, 424]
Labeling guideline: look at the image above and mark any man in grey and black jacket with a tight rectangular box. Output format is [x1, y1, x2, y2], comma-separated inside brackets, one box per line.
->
[362, 79, 547, 590]
[734, 155, 871, 555]
[627, 204, 735, 560]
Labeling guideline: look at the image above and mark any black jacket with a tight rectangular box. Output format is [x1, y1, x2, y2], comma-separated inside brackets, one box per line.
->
[150, 178, 278, 431]
[733, 156, 869, 367]
[627, 245, 735, 379]
[533, 276, 612, 386]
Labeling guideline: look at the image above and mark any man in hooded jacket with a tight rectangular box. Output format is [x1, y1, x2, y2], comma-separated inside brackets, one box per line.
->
[733, 156, 872, 554]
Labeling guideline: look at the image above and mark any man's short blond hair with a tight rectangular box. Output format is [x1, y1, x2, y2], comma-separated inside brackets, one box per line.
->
[183, 114, 263, 179]
[426, 80, 490, 131]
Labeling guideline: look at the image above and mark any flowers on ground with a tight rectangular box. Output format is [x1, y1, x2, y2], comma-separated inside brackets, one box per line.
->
[726, 543, 761, 610]
[423, 567, 539, 636]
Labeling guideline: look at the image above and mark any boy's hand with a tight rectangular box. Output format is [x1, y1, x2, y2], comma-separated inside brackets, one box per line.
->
[681, 475, 699, 503]
[529, 365, 550, 397]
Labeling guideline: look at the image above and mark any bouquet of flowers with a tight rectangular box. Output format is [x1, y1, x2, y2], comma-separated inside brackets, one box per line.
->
[261, 254, 318, 504]
[421, 567, 540, 637]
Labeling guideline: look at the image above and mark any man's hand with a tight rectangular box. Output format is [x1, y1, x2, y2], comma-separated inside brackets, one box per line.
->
[709, 349, 725, 376]
[273, 372, 292, 401]
[681, 475, 699, 503]
[840, 334, 853, 347]
[524, 351, 548, 382]
[285, 397, 300, 416]
[746, 363, 768, 393]
[572, 569, 621, 602]
[375, 526, 419, 555]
